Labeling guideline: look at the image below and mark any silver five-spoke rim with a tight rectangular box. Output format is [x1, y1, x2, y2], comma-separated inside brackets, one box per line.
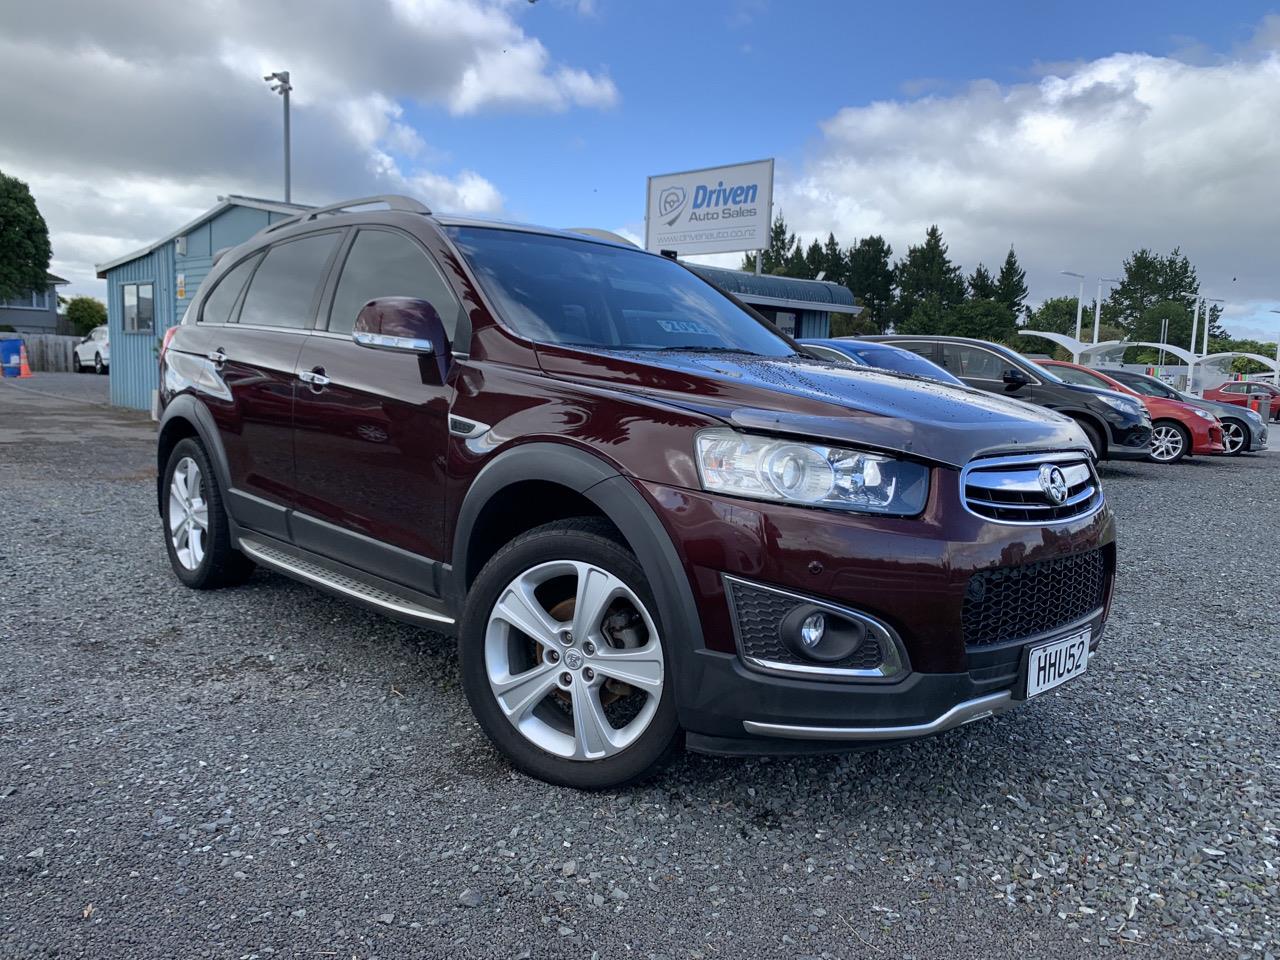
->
[168, 456, 209, 570]
[1221, 421, 1245, 454]
[485, 560, 664, 761]
[1150, 425, 1184, 462]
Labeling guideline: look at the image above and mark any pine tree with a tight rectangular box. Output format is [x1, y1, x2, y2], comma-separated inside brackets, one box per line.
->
[967, 263, 997, 300]
[740, 212, 797, 274]
[994, 247, 1029, 318]
[821, 233, 845, 285]
[1106, 248, 1199, 333]
[802, 238, 825, 279]
[892, 225, 965, 331]
[845, 236, 895, 333]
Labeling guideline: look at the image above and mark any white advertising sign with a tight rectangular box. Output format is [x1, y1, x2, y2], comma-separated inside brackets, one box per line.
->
[645, 158, 773, 257]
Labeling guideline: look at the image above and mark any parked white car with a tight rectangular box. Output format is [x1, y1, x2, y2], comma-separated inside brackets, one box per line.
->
[73, 325, 110, 374]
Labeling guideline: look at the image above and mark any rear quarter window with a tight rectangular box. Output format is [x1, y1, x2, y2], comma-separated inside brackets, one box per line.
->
[199, 255, 261, 324]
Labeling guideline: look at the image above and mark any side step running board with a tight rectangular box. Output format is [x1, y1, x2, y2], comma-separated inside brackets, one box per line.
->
[239, 537, 455, 627]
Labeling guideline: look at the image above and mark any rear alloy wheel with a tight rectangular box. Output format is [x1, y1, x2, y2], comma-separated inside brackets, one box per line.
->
[1148, 421, 1190, 464]
[460, 518, 679, 789]
[1220, 419, 1247, 455]
[162, 438, 255, 589]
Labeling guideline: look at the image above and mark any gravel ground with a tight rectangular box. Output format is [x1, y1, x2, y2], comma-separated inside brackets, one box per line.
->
[1, 375, 1277, 960]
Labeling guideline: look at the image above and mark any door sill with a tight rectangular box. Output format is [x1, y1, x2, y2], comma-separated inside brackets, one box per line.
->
[238, 535, 456, 629]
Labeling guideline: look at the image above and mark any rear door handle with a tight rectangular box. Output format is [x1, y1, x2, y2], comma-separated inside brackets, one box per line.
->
[298, 367, 330, 387]
[207, 348, 228, 365]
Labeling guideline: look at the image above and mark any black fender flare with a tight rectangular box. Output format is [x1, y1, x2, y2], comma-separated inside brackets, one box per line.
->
[450, 442, 706, 704]
[155, 395, 232, 516]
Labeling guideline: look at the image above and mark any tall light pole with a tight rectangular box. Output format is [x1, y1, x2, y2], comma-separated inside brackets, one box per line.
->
[264, 70, 292, 202]
[1093, 277, 1121, 344]
[1062, 270, 1085, 341]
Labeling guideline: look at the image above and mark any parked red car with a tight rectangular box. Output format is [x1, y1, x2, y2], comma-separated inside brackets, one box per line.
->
[1204, 380, 1280, 421]
[1041, 361, 1224, 464]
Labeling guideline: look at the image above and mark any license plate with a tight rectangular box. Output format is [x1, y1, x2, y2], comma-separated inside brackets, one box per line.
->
[1025, 629, 1090, 698]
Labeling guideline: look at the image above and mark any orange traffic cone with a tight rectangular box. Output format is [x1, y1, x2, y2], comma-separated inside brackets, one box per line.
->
[17, 343, 32, 378]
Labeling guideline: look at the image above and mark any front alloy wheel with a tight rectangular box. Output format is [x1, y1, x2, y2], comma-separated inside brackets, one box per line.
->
[1220, 419, 1246, 455]
[485, 560, 665, 761]
[1148, 422, 1189, 463]
[460, 518, 680, 789]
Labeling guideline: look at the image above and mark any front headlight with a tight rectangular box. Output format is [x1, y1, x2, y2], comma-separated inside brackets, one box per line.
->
[1097, 394, 1143, 417]
[695, 428, 929, 515]
[1192, 409, 1215, 422]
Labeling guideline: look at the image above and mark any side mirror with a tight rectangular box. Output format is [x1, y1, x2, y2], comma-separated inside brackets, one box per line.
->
[1002, 367, 1030, 388]
[353, 297, 451, 385]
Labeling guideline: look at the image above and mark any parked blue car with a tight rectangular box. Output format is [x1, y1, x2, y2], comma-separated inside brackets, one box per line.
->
[800, 338, 964, 386]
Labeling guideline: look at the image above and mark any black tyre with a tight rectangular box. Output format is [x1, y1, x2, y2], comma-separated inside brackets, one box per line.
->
[1076, 419, 1105, 460]
[1148, 420, 1190, 464]
[94, 352, 106, 375]
[71, 352, 82, 373]
[459, 517, 681, 789]
[161, 438, 254, 589]
[1219, 418, 1248, 456]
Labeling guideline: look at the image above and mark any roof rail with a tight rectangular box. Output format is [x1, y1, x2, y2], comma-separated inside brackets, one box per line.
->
[258, 195, 432, 236]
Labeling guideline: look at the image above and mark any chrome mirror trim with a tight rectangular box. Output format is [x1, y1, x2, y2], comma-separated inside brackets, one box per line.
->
[352, 331, 436, 354]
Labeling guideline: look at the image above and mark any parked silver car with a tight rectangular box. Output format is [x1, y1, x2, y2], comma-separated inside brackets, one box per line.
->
[1106, 369, 1267, 455]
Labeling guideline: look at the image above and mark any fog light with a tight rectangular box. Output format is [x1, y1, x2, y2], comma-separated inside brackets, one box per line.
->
[800, 612, 826, 649]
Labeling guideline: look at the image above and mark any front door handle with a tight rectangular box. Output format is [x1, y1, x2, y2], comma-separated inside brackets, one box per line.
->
[207, 348, 228, 365]
[298, 367, 330, 387]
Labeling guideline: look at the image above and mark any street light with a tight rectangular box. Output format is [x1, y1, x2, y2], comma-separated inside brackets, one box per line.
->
[1092, 277, 1121, 344]
[264, 70, 292, 202]
[1061, 270, 1085, 341]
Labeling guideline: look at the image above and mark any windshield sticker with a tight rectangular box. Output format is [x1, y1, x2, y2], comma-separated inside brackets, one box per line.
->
[656, 318, 714, 335]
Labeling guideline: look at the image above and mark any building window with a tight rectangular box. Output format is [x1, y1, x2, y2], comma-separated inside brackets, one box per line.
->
[0, 289, 49, 310]
[122, 282, 155, 332]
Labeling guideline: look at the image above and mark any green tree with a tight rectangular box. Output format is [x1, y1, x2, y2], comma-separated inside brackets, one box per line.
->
[741, 212, 798, 275]
[0, 171, 52, 301]
[967, 263, 997, 300]
[821, 233, 845, 285]
[1106, 248, 1198, 333]
[994, 247, 1029, 318]
[895, 294, 952, 336]
[65, 295, 107, 337]
[846, 235, 895, 332]
[947, 299, 1017, 342]
[802, 238, 825, 279]
[892, 225, 965, 331]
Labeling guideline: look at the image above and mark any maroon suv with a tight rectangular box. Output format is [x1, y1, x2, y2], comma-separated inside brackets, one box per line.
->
[156, 195, 1116, 788]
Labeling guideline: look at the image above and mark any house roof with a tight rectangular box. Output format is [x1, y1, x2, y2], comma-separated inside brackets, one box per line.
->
[683, 263, 861, 315]
[48, 273, 69, 285]
[94, 194, 311, 278]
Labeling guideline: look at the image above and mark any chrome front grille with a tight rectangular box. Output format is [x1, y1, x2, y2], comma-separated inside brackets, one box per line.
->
[961, 452, 1103, 524]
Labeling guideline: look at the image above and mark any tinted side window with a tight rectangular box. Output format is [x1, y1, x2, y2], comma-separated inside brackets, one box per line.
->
[200, 255, 260, 324]
[892, 341, 934, 362]
[1054, 366, 1108, 388]
[239, 233, 341, 329]
[328, 229, 459, 337]
[942, 344, 1005, 380]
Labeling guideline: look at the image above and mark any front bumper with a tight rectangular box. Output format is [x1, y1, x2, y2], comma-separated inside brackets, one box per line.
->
[638, 469, 1116, 752]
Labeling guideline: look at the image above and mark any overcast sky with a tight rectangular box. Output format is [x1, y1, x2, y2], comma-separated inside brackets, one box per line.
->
[1, 1, 1277, 343]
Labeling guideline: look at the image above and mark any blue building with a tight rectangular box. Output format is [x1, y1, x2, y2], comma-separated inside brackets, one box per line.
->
[0, 273, 69, 334]
[94, 195, 307, 410]
[683, 263, 860, 338]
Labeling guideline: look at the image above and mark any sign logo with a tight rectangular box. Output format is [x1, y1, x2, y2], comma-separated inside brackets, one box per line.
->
[564, 649, 584, 670]
[658, 186, 688, 226]
[1038, 464, 1069, 505]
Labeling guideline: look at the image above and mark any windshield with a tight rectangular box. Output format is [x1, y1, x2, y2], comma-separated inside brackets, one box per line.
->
[843, 343, 962, 384]
[1019, 356, 1064, 383]
[447, 226, 799, 357]
[1118, 374, 1177, 399]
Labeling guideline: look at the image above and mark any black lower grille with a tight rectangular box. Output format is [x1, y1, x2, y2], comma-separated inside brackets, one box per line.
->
[962, 549, 1107, 648]
[727, 580, 884, 671]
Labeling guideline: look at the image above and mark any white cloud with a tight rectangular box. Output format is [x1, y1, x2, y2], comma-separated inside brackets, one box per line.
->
[782, 37, 1280, 341]
[0, 0, 616, 298]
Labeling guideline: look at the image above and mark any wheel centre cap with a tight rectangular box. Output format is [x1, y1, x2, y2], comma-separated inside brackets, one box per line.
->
[563, 649, 584, 670]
